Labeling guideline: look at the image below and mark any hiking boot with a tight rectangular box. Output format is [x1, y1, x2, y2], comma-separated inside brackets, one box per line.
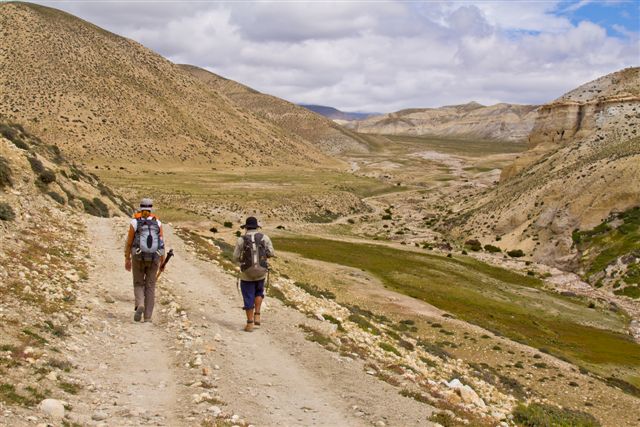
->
[254, 312, 261, 327]
[244, 321, 254, 332]
[143, 318, 152, 323]
[134, 306, 144, 322]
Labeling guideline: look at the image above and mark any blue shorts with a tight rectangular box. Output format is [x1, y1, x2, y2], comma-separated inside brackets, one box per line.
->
[240, 279, 265, 310]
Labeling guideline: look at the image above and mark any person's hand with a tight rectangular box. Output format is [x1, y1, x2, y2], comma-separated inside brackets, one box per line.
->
[125, 258, 132, 272]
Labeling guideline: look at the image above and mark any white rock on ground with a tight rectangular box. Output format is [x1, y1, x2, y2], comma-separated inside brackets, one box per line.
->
[38, 399, 65, 419]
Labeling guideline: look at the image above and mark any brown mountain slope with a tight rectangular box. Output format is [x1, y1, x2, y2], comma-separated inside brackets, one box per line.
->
[448, 69, 640, 269]
[346, 102, 539, 141]
[0, 2, 336, 168]
[179, 64, 370, 155]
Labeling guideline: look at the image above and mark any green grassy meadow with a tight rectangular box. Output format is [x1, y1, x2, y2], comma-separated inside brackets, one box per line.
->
[97, 166, 401, 222]
[275, 236, 640, 370]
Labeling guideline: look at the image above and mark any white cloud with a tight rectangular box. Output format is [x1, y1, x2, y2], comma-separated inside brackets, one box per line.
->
[32, 0, 639, 112]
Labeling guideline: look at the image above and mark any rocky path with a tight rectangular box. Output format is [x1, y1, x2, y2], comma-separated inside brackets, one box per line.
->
[68, 217, 433, 426]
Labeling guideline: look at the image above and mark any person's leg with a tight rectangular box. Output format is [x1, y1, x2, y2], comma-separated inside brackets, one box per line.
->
[240, 280, 256, 331]
[143, 258, 160, 321]
[254, 279, 265, 326]
[132, 258, 145, 321]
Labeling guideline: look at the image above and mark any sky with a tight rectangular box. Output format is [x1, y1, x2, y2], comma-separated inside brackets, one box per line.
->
[31, 0, 640, 113]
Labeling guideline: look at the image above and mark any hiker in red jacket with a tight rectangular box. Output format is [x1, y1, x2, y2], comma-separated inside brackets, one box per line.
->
[124, 198, 166, 322]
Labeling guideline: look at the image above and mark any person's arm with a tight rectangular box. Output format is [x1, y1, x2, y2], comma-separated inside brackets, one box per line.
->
[264, 235, 275, 258]
[124, 224, 135, 271]
[232, 238, 243, 263]
[159, 223, 166, 270]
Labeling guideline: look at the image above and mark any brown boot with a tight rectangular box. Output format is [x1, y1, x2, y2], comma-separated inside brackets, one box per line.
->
[244, 320, 254, 332]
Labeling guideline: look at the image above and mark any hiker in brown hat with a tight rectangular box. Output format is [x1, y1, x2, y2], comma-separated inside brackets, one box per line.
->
[124, 198, 166, 322]
[233, 216, 275, 332]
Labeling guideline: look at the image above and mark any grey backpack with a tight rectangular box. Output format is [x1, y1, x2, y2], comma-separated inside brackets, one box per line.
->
[133, 217, 165, 262]
[240, 233, 268, 280]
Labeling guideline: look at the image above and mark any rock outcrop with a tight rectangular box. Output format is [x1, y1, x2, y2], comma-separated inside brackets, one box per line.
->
[347, 102, 539, 142]
[502, 67, 640, 179]
[450, 68, 640, 270]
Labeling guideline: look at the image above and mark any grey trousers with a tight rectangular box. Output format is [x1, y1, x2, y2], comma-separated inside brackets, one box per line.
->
[132, 257, 160, 320]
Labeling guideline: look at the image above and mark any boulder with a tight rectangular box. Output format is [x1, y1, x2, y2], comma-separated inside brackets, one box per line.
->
[39, 398, 65, 419]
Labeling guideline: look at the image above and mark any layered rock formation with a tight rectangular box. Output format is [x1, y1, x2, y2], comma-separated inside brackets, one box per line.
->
[450, 68, 640, 269]
[502, 67, 640, 180]
[347, 102, 539, 142]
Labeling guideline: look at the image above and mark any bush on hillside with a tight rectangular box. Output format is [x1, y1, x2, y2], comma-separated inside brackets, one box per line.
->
[507, 249, 525, 258]
[223, 221, 233, 228]
[0, 203, 16, 221]
[484, 244, 502, 253]
[0, 156, 13, 189]
[39, 169, 56, 184]
[47, 191, 65, 205]
[79, 197, 109, 218]
[465, 239, 482, 251]
[512, 402, 600, 427]
[92, 197, 109, 217]
[28, 157, 45, 174]
[0, 124, 29, 150]
[48, 144, 65, 164]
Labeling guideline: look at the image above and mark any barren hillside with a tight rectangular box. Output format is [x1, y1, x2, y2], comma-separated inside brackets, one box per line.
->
[0, 2, 336, 168]
[346, 102, 539, 142]
[448, 68, 640, 272]
[180, 64, 370, 155]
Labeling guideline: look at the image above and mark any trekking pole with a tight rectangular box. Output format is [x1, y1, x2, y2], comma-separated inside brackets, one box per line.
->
[156, 249, 174, 280]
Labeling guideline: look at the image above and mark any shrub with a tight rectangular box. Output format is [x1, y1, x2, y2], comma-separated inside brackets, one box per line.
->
[507, 249, 525, 258]
[484, 244, 501, 253]
[79, 197, 109, 217]
[0, 156, 12, 188]
[47, 191, 65, 205]
[0, 124, 28, 150]
[295, 281, 336, 299]
[39, 169, 56, 184]
[235, 230, 241, 237]
[223, 221, 233, 228]
[92, 197, 109, 217]
[512, 402, 600, 427]
[381, 214, 392, 220]
[209, 227, 218, 233]
[0, 203, 15, 221]
[465, 239, 482, 251]
[379, 342, 401, 356]
[613, 286, 640, 299]
[28, 157, 44, 174]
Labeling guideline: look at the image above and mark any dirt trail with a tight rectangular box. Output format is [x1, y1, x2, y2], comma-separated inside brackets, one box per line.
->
[76, 217, 433, 426]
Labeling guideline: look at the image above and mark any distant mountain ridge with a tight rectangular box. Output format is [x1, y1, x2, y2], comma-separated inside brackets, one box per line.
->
[347, 101, 539, 142]
[0, 2, 337, 168]
[298, 104, 377, 121]
[180, 65, 371, 155]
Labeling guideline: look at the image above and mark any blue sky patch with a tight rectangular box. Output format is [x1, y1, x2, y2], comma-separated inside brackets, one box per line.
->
[557, 0, 640, 37]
